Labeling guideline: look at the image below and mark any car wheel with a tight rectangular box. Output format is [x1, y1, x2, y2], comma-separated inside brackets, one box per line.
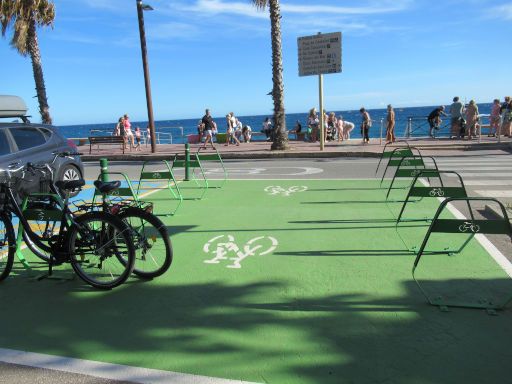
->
[59, 164, 82, 197]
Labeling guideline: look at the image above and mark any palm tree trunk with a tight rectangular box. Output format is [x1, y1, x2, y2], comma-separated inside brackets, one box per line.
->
[27, 18, 52, 124]
[269, 0, 288, 150]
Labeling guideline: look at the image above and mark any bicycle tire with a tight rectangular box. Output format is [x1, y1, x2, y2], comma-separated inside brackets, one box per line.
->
[118, 207, 172, 279]
[0, 214, 15, 282]
[22, 231, 51, 262]
[21, 199, 62, 262]
[67, 211, 135, 289]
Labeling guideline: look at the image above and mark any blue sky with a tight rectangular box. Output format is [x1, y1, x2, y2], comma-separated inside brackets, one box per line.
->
[1, 0, 511, 125]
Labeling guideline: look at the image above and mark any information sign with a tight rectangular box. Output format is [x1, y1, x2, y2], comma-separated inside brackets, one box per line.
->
[298, 32, 342, 77]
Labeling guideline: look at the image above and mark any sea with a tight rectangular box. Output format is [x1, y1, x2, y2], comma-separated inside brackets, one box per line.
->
[59, 103, 493, 144]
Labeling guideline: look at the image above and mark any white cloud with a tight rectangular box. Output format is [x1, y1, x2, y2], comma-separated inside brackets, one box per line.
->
[168, 0, 267, 19]
[281, 1, 412, 15]
[488, 3, 512, 20]
[165, 0, 412, 19]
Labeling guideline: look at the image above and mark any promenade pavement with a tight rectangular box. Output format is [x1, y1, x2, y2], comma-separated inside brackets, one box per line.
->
[80, 136, 512, 161]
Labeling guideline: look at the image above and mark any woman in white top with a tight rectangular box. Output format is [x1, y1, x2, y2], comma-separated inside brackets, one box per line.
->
[225, 114, 240, 146]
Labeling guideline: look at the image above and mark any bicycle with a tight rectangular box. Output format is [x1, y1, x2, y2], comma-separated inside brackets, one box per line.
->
[74, 179, 173, 279]
[21, 163, 172, 280]
[0, 156, 136, 289]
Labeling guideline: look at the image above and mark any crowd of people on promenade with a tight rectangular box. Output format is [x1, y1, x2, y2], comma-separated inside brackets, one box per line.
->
[198, 109, 253, 150]
[113, 113, 147, 151]
[427, 96, 512, 140]
[112, 96, 512, 152]
[303, 108, 357, 143]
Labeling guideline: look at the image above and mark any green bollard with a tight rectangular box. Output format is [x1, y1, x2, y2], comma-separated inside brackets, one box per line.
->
[100, 158, 109, 182]
[184, 143, 190, 181]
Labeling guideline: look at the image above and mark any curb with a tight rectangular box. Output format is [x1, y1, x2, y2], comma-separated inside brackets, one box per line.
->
[80, 142, 511, 162]
[81, 150, 383, 162]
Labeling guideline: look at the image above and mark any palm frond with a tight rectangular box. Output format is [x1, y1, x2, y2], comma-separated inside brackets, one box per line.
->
[251, 0, 268, 11]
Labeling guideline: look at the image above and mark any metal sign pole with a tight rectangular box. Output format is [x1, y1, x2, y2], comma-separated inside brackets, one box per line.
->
[319, 74, 324, 151]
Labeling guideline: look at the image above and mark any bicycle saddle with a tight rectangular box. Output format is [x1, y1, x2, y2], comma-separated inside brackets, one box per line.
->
[55, 179, 86, 191]
[94, 180, 121, 194]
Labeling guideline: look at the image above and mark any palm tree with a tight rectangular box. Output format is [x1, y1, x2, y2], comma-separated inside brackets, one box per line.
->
[251, 0, 288, 150]
[1, 0, 55, 124]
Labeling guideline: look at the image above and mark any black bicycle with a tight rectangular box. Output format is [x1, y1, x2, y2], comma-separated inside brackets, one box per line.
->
[0, 155, 136, 289]
[21, 164, 172, 280]
[75, 179, 173, 279]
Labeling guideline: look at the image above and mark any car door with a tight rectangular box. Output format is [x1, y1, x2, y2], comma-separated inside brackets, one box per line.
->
[8, 126, 55, 166]
[0, 128, 17, 170]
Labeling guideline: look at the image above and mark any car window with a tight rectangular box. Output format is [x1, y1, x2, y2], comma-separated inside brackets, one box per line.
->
[38, 128, 52, 140]
[0, 130, 11, 156]
[10, 127, 47, 151]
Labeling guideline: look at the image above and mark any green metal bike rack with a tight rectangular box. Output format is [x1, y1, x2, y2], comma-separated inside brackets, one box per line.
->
[377, 145, 423, 176]
[396, 170, 468, 224]
[136, 160, 183, 216]
[385, 156, 439, 200]
[379, 147, 423, 185]
[171, 153, 208, 200]
[394, 170, 468, 251]
[16, 192, 64, 267]
[196, 147, 227, 188]
[412, 197, 512, 311]
[376, 143, 411, 175]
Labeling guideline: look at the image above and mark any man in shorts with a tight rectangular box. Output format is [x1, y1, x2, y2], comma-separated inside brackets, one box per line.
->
[449, 97, 465, 138]
[201, 109, 216, 149]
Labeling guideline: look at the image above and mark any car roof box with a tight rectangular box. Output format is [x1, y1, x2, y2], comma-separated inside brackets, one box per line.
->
[0, 95, 28, 118]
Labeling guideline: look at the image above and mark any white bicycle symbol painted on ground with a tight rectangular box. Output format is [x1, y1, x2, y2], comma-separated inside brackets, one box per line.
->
[264, 185, 308, 196]
[203, 235, 278, 269]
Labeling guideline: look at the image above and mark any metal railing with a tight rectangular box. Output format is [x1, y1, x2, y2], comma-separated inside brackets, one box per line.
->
[379, 114, 494, 145]
[88, 126, 185, 145]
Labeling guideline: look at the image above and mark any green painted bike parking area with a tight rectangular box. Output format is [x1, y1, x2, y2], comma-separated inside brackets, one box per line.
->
[2, 178, 512, 383]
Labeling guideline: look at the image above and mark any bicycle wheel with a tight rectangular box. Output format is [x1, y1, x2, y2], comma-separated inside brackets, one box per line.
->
[22, 198, 62, 262]
[67, 211, 135, 289]
[118, 207, 172, 279]
[0, 214, 14, 282]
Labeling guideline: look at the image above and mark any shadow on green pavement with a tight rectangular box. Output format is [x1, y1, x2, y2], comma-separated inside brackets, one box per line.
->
[1, 276, 511, 384]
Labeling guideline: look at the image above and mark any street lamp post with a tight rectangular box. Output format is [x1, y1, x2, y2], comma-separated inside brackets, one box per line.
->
[136, 0, 156, 153]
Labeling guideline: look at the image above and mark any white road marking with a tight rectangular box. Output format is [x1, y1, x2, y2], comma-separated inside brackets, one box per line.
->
[464, 180, 512, 186]
[455, 172, 512, 178]
[418, 179, 512, 278]
[438, 167, 512, 171]
[474, 190, 512, 198]
[0, 348, 258, 384]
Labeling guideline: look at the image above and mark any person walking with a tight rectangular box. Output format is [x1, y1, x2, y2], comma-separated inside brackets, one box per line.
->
[115, 116, 126, 150]
[134, 126, 142, 150]
[449, 97, 465, 138]
[465, 100, 479, 139]
[386, 104, 396, 143]
[359, 107, 371, 144]
[123, 114, 135, 149]
[499, 96, 512, 138]
[225, 114, 240, 146]
[200, 108, 216, 150]
[489, 99, 501, 137]
[336, 115, 344, 142]
[307, 108, 319, 142]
